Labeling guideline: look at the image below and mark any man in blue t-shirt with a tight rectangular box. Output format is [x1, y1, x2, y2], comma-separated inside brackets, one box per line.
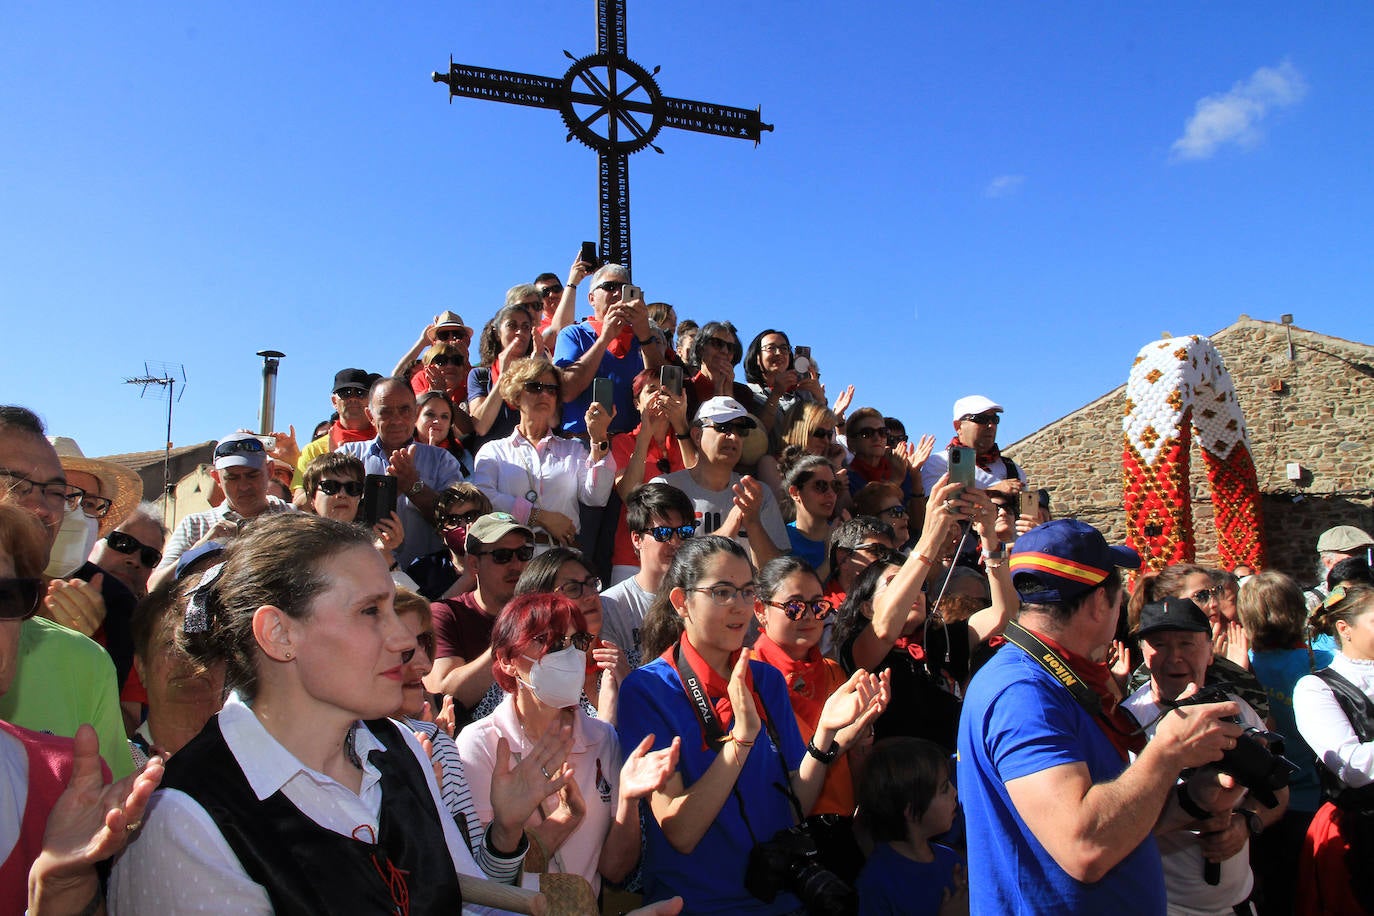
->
[957, 520, 1248, 914]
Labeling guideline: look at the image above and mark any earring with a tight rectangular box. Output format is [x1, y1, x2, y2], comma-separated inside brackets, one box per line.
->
[284, 651, 293, 660]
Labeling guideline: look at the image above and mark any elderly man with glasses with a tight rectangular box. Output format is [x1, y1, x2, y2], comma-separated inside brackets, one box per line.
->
[151, 431, 296, 591]
[921, 394, 1030, 499]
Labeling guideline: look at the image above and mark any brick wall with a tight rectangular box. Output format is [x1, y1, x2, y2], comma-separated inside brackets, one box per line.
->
[1005, 317, 1374, 586]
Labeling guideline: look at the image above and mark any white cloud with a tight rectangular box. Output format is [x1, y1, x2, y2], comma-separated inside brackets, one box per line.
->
[1170, 60, 1307, 162]
[984, 174, 1025, 198]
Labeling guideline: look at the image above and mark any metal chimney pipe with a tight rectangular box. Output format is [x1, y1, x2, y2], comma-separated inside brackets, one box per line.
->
[257, 350, 285, 434]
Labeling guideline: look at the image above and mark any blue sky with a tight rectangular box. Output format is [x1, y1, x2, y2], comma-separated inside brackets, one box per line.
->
[3, 2, 1371, 471]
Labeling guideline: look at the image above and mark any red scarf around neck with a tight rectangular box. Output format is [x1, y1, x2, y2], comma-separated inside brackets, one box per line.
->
[946, 435, 1002, 472]
[330, 420, 375, 449]
[661, 634, 766, 750]
[586, 317, 637, 359]
[1028, 626, 1146, 760]
[892, 636, 927, 663]
[751, 634, 835, 728]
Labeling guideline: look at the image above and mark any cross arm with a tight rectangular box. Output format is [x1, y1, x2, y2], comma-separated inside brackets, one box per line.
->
[660, 97, 774, 144]
[432, 60, 565, 111]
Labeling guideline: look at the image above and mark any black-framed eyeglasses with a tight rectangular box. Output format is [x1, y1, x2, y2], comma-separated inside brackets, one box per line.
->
[962, 413, 1001, 426]
[437, 510, 482, 531]
[105, 530, 162, 567]
[429, 355, 464, 368]
[501, 319, 534, 334]
[643, 525, 696, 543]
[0, 469, 84, 514]
[79, 492, 113, 519]
[854, 426, 889, 440]
[593, 280, 623, 294]
[689, 584, 758, 606]
[532, 631, 595, 653]
[555, 576, 602, 599]
[435, 328, 471, 342]
[760, 343, 790, 354]
[763, 598, 835, 621]
[807, 479, 844, 495]
[522, 381, 560, 396]
[473, 544, 535, 564]
[877, 504, 907, 519]
[537, 285, 564, 298]
[336, 386, 368, 400]
[214, 438, 266, 460]
[316, 479, 365, 497]
[810, 427, 835, 440]
[0, 577, 42, 621]
[707, 422, 752, 437]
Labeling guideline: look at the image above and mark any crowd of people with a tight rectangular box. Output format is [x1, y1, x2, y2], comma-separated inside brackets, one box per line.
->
[2, 256, 1372, 915]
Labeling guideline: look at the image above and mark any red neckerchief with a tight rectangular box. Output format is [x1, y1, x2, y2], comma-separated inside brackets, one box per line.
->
[1027, 626, 1146, 760]
[660, 635, 765, 751]
[632, 423, 682, 475]
[586, 317, 636, 359]
[849, 455, 893, 486]
[892, 636, 927, 663]
[946, 435, 1002, 471]
[330, 420, 375, 449]
[751, 634, 833, 727]
[823, 583, 846, 612]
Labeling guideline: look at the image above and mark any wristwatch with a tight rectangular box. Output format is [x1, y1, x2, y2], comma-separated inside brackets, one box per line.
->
[408, 480, 424, 496]
[1239, 809, 1264, 836]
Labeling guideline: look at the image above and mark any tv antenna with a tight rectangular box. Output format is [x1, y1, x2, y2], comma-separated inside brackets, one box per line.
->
[124, 361, 187, 527]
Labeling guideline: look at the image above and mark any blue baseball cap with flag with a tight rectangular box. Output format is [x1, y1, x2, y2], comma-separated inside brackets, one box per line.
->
[1010, 519, 1140, 604]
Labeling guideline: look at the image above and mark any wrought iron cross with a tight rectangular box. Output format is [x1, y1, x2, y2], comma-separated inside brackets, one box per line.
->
[433, 0, 772, 271]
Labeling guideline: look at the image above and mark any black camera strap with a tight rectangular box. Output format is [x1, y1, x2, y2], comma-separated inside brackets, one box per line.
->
[1001, 621, 1106, 718]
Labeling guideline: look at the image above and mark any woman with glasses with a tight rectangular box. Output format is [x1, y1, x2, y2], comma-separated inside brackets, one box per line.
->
[405, 484, 492, 601]
[467, 305, 536, 450]
[456, 591, 680, 900]
[623, 535, 884, 913]
[412, 341, 472, 408]
[779, 455, 840, 580]
[835, 478, 1014, 750]
[1294, 584, 1374, 915]
[853, 481, 912, 549]
[414, 392, 473, 476]
[742, 329, 824, 434]
[751, 555, 889, 818]
[470, 547, 631, 722]
[471, 355, 615, 552]
[843, 408, 934, 510]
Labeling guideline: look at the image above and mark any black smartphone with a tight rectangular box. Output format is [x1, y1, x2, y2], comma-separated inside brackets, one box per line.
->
[579, 241, 598, 267]
[591, 377, 615, 412]
[947, 446, 977, 490]
[660, 364, 683, 397]
[363, 474, 398, 527]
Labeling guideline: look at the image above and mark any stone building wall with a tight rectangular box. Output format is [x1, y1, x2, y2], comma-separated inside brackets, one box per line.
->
[1005, 317, 1373, 586]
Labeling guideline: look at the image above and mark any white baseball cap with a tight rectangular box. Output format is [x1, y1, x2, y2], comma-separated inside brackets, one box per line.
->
[952, 395, 1004, 422]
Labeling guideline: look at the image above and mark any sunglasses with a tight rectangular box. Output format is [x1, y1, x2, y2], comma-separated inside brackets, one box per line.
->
[593, 280, 623, 294]
[0, 577, 41, 621]
[538, 285, 564, 298]
[531, 631, 595, 653]
[1187, 587, 1220, 605]
[429, 355, 464, 368]
[437, 510, 482, 531]
[522, 381, 560, 397]
[105, 530, 162, 567]
[888, 433, 908, 445]
[642, 524, 697, 543]
[336, 386, 368, 400]
[877, 504, 908, 519]
[852, 542, 898, 564]
[702, 337, 736, 352]
[214, 438, 266, 460]
[555, 576, 602, 600]
[962, 413, 1001, 426]
[435, 328, 471, 342]
[807, 479, 844, 495]
[762, 598, 835, 621]
[707, 421, 752, 436]
[854, 426, 889, 440]
[473, 544, 535, 564]
[316, 479, 365, 498]
[810, 427, 835, 440]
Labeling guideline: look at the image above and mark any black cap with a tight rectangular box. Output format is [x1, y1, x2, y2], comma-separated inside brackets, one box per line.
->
[333, 368, 372, 394]
[1134, 597, 1211, 638]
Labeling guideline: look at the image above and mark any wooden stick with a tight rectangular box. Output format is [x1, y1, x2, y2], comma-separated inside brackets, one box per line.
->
[457, 874, 547, 916]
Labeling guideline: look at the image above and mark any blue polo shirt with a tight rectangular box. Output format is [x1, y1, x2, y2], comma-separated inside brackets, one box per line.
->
[957, 644, 1166, 915]
[617, 656, 805, 915]
[552, 321, 643, 435]
[337, 437, 465, 567]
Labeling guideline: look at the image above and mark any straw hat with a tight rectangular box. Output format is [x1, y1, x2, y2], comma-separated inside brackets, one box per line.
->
[48, 437, 144, 534]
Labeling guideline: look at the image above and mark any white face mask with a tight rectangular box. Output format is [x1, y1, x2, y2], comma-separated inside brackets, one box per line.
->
[519, 645, 587, 709]
[45, 506, 99, 579]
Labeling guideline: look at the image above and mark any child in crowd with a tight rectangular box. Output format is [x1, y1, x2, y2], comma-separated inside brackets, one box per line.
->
[856, 737, 968, 916]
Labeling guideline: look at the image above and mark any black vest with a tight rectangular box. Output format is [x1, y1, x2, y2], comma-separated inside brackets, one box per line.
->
[1313, 667, 1374, 813]
[161, 714, 462, 915]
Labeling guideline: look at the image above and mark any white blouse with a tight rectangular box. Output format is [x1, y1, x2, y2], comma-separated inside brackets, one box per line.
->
[470, 429, 615, 533]
[1294, 652, 1374, 789]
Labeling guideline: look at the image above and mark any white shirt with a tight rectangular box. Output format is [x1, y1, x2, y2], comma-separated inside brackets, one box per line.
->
[921, 447, 1027, 495]
[470, 429, 615, 533]
[1295, 652, 1374, 789]
[154, 498, 295, 578]
[109, 693, 499, 915]
[1121, 684, 1265, 915]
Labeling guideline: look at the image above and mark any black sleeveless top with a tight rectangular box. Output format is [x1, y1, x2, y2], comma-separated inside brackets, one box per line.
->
[161, 714, 462, 915]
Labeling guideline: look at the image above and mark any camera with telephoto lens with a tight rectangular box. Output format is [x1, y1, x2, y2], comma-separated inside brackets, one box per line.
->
[1173, 681, 1297, 808]
[745, 816, 857, 915]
